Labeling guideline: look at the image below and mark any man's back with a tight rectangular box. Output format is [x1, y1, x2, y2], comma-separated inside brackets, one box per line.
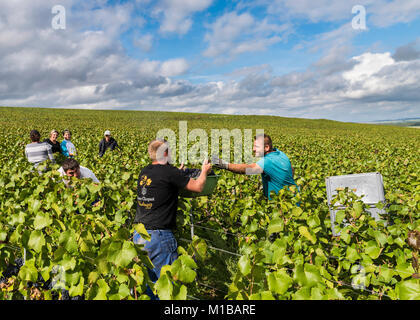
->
[256, 149, 296, 199]
[134, 164, 189, 230]
[25, 142, 54, 166]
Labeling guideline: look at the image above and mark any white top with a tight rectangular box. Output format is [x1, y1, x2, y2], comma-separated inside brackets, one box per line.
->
[58, 166, 100, 183]
[62, 140, 77, 156]
[66, 141, 77, 156]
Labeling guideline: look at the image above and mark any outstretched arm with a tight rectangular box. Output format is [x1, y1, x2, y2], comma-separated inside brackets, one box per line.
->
[211, 155, 263, 175]
[184, 160, 212, 193]
[227, 162, 263, 175]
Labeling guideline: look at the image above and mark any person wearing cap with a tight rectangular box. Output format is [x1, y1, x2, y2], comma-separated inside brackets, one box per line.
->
[98, 130, 119, 157]
[43, 130, 62, 154]
[25, 130, 56, 168]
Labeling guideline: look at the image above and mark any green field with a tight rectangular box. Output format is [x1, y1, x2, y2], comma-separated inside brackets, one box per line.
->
[0, 106, 419, 300]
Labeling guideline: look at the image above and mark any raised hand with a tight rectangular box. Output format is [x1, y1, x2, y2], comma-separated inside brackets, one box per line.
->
[211, 155, 229, 170]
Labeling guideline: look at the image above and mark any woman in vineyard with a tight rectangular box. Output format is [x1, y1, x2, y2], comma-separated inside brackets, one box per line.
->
[43, 129, 62, 154]
[60, 129, 77, 158]
[24, 129, 55, 168]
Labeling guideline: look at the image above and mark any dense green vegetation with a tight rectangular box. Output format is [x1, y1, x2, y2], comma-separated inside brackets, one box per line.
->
[0, 106, 419, 300]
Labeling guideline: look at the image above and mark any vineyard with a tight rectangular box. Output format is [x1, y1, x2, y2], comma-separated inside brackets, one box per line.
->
[0, 106, 419, 300]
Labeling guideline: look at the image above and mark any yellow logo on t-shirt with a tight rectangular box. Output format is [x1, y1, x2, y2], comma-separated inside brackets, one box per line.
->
[140, 175, 152, 186]
[140, 175, 152, 196]
[138, 201, 153, 210]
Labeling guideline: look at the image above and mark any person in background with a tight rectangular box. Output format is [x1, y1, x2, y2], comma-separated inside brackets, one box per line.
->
[44, 130, 62, 154]
[25, 130, 55, 168]
[61, 129, 77, 158]
[98, 130, 119, 157]
[58, 158, 99, 183]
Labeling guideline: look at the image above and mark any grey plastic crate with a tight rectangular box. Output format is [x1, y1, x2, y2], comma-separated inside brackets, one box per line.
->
[325, 172, 387, 236]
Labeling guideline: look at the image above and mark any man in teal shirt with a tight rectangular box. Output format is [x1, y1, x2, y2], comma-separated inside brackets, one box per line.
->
[211, 134, 297, 200]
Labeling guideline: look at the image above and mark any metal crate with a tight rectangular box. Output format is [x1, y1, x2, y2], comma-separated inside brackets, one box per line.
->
[325, 172, 387, 236]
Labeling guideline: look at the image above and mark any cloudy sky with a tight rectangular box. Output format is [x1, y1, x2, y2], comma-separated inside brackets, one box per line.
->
[1, 0, 420, 122]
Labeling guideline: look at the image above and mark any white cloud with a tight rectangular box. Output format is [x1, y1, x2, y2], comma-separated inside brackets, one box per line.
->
[0, 1, 192, 109]
[343, 52, 394, 85]
[0, 1, 419, 122]
[267, 0, 358, 23]
[203, 11, 289, 62]
[265, 0, 420, 28]
[342, 52, 420, 100]
[160, 58, 189, 77]
[154, 0, 212, 34]
[369, 0, 420, 27]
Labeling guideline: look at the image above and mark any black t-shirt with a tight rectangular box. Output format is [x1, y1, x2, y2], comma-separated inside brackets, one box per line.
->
[134, 164, 190, 230]
[44, 138, 61, 154]
[99, 137, 119, 157]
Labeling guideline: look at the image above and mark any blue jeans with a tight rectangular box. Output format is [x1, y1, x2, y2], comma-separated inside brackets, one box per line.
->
[133, 229, 179, 299]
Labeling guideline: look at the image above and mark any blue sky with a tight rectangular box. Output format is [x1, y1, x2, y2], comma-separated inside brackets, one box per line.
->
[0, 0, 419, 122]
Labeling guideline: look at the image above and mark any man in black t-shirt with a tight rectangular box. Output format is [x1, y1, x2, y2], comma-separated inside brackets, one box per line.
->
[133, 139, 211, 298]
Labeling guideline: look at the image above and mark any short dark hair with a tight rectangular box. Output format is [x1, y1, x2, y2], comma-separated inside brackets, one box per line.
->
[63, 129, 72, 136]
[255, 134, 273, 151]
[62, 158, 80, 172]
[30, 130, 41, 142]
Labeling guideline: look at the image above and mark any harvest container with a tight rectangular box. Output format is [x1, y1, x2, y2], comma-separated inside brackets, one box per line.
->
[325, 172, 388, 236]
[179, 174, 219, 198]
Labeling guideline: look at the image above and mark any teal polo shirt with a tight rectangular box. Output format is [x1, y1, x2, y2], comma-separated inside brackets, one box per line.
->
[256, 148, 297, 200]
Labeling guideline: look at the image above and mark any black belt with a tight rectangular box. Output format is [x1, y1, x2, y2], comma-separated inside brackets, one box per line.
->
[144, 226, 171, 231]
